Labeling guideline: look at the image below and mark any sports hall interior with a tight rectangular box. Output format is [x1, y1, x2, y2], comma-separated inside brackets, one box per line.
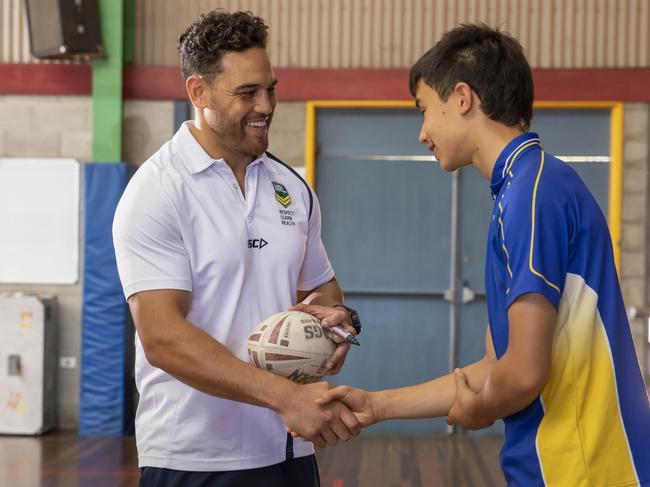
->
[0, 0, 649, 486]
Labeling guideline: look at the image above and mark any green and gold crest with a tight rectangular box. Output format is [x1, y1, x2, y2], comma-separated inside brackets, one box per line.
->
[272, 181, 292, 208]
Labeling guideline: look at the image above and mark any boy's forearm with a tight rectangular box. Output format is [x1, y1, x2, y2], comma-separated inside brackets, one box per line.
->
[377, 357, 494, 421]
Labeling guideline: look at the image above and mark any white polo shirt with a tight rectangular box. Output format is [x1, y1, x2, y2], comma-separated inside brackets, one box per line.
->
[112, 121, 334, 471]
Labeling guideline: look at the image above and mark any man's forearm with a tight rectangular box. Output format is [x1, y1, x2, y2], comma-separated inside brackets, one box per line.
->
[299, 278, 344, 306]
[145, 316, 295, 412]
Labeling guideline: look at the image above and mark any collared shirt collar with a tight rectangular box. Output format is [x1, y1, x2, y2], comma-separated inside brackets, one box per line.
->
[489, 132, 541, 196]
[173, 121, 264, 175]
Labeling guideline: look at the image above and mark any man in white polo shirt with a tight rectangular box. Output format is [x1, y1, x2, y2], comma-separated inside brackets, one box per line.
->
[113, 9, 361, 487]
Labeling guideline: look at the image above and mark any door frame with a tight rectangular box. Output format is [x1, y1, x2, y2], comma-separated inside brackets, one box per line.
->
[305, 100, 624, 269]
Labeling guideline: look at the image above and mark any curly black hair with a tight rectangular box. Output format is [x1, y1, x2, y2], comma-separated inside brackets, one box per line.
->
[409, 24, 533, 131]
[178, 9, 269, 79]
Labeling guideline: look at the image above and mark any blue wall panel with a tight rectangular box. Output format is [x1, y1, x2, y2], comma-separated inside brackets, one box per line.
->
[80, 163, 128, 436]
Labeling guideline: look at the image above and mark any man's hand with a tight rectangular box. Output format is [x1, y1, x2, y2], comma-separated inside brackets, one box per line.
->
[290, 303, 355, 375]
[278, 381, 360, 448]
[315, 385, 380, 428]
[447, 369, 495, 430]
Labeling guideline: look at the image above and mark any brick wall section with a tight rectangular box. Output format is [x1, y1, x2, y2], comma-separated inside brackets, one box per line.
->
[620, 103, 650, 381]
[122, 101, 307, 169]
[122, 101, 174, 166]
[0, 96, 93, 161]
[267, 102, 306, 167]
[0, 95, 92, 429]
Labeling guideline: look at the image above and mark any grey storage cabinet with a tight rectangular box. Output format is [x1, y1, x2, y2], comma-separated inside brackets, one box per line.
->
[0, 294, 57, 434]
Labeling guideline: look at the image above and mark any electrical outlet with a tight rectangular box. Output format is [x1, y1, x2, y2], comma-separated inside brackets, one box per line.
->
[59, 356, 77, 369]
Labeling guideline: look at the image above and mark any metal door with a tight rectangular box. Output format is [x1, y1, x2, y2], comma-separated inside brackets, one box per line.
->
[314, 105, 613, 435]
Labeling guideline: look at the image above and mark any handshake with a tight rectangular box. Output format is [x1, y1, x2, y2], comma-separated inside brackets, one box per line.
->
[281, 364, 492, 449]
[265, 303, 376, 448]
[269, 303, 495, 448]
[278, 381, 375, 449]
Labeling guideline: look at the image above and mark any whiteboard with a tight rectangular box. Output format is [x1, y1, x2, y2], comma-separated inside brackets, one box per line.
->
[0, 158, 80, 284]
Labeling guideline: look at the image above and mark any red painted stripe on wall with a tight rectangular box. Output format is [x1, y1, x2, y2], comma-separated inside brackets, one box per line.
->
[123, 65, 186, 99]
[0, 64, 91, 95]
[2, 64, 650, 101]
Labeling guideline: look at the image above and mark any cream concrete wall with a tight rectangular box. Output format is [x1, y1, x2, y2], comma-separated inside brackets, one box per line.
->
[123, 100, 306, 169]
[0, 95, 92, 429]
[0, 96, 92, 160]
[621, 103, 650, 380]
[123, 100, 174, 167]
[268, 102, 306, 167]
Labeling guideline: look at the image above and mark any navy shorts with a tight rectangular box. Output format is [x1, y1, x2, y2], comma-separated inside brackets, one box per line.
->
[139, 454, 320, 487]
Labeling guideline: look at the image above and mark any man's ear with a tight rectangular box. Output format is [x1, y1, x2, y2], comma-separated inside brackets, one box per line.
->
[454, 82, 474, 116]
[186, 75, 209, 109]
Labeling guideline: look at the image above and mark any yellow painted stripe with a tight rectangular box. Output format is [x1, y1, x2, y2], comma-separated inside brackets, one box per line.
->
[306, 100, 415, 108]
[537, 274, 637, 485]
[529, 152, 561, 294]
[305, 102, 317, 189]
[533, 101, 620, 109]
[608, 103, 623, 273]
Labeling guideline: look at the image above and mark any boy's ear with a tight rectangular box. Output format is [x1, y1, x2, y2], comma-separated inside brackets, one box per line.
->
[454, 82, 474, 115]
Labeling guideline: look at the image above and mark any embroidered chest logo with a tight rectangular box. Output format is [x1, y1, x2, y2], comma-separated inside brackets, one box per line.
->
[272, 181, 292, 208]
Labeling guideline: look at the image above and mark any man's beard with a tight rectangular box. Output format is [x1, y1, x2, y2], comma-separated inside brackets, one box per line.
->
[208, 101, 269, 159]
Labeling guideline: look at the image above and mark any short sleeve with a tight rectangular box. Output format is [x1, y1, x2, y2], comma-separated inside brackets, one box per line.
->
[297, 190, 335, 291]
[112, 167, 192, 299]
[501, 179, 569, 310]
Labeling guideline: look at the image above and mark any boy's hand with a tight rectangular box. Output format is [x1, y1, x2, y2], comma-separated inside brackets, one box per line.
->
[447, 369, 495, 430]
[315, 385, 380, 428]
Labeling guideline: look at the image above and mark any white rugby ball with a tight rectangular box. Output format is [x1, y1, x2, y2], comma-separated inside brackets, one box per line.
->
[248, 311, 335, 384]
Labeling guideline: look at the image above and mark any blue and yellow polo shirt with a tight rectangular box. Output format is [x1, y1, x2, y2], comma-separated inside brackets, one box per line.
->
[486, 132, 650, 486]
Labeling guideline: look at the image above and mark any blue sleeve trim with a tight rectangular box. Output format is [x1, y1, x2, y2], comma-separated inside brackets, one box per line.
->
[265, 151, 313, 221]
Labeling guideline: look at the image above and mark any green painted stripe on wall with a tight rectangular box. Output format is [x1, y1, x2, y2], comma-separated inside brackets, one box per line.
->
[92, 0, 124, 162]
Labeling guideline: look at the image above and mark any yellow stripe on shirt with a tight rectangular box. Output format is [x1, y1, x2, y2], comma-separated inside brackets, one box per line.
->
[498, 203, 513, 278]
[536, 274, 638, 486]
[505, 140, 541, 174]
[529, 151, 561, 294]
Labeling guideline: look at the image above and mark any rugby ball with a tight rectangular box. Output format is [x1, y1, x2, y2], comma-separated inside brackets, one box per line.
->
[247, 311, 335, 384]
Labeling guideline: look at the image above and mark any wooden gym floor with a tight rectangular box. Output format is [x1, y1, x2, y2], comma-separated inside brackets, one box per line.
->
[0, 431, 505, 486]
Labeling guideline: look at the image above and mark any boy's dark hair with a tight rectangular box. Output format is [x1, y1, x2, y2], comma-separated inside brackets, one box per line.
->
[179, 10, 268, 79]
[409, 24, 533, 131]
